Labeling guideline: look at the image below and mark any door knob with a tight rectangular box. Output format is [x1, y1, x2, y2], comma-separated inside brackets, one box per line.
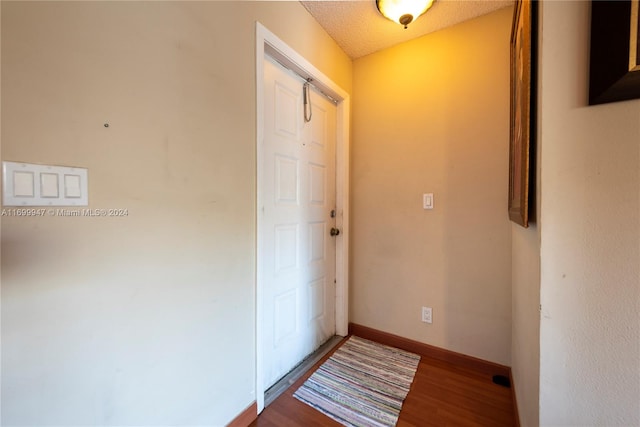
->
[330, 227, 340, 236]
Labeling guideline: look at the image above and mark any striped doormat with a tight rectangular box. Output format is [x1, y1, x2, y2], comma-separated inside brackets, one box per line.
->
[293, 336, 421, 427]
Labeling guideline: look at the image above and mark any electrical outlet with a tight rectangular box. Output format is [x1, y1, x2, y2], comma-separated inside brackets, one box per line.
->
[421, 306, 432, 324]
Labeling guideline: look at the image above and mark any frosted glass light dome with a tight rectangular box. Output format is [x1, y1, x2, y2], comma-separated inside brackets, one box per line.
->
[376, 0, 436, 28]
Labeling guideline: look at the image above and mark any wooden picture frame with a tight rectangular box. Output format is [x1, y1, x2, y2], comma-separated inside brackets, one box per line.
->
[589, 0, 640, 105]
[509, 0, 536, 228]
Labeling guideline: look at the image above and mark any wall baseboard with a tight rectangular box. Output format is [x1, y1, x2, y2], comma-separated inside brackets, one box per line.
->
[509, 370, 521, 427]
[348, 323, 510, 378]
[226, 402, 257, 427]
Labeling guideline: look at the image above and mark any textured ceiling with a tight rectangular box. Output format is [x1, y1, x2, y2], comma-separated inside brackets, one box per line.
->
[301, 0, 514, 59]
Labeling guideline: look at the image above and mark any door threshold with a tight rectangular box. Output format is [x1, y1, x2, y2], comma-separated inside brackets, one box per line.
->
[264, 335, 344, 407]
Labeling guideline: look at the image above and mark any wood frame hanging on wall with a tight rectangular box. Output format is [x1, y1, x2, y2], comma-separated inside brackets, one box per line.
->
[508, 0, 537, 228]
[589, 0, 640, 105]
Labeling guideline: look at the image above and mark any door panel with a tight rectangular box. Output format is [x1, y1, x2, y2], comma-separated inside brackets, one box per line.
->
[309, 163, 326, 205]
[275, 156, 299, 204]
[274, 82, 300, 140]
[261, 55, 337, 389]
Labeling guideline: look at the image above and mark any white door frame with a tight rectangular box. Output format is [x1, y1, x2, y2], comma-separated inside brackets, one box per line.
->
[255, 22, 350, 413]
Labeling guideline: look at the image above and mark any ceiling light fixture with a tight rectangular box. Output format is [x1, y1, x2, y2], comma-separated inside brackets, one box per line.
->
[376, 0, 436, 29]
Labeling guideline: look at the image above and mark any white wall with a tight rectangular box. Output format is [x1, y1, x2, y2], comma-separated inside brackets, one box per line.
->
[539, 1, 640, 425]
[350, 7, 513, 366]
[0, 2, 351, 425]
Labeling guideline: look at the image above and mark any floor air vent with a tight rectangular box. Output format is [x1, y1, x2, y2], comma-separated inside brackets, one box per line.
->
[492, 375, 511, 388]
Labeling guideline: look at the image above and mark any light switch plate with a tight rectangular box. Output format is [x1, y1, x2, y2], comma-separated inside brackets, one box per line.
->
[423, 193, 434, 210]
[3, 161, 88, 206]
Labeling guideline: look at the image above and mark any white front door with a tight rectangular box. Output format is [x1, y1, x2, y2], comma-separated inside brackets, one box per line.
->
[260, 55, 337, 389]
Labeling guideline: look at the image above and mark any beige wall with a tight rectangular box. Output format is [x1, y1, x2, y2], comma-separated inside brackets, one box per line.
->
[0, 2, 351, 425]
[510, 6, 541, 424]
[511, 220, 540, 427]
[539, 1, 640, 425]
[351, 7, 513, 365]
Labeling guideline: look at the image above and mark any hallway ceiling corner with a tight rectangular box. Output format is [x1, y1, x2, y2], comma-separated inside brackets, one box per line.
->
[300, 0, 514, 59]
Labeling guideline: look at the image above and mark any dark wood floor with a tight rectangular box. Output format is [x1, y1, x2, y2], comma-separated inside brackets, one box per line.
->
[251, 336, 516, 427]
